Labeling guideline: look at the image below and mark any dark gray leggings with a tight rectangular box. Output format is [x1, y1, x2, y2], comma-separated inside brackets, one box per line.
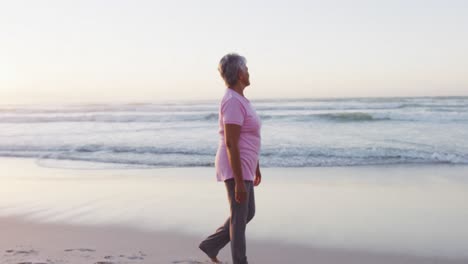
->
[199, 179, 256, 264]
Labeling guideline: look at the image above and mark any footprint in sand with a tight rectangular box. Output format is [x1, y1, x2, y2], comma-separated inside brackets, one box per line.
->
[64, 248, 96, 252]
[114, 251, 146, 260]
[172, 260, 224, 264]
[5, 248, 52, 264]
[63, 248, 96, 258]
[5, 249, 38, 256]
[16, 262, 48, 264]
[127, 254, 144, 260]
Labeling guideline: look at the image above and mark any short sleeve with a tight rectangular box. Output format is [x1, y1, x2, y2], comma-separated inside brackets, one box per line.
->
[221, 98, 246, 126]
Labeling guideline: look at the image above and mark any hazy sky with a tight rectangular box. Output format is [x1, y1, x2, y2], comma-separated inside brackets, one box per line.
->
[1, 0, 467, 104]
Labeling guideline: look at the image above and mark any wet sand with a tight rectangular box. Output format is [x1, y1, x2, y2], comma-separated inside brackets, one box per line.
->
[1, 157, 468, 263]
[2, 214, 466, 264]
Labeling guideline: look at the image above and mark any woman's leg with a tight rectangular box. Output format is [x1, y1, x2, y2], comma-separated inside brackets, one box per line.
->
[199, 217, 231, 259]
[199, 180, 237, 259]
[229, 180, 252, 264]
[199, 180, 254, 264]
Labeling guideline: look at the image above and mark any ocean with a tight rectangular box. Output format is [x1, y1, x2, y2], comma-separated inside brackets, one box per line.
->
[1, 97, 468, 258]
[1, 96, 467, 169]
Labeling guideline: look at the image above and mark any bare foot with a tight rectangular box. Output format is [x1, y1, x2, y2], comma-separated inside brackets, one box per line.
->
[199, 244, 222, 263]
[210, 256, 222, 263]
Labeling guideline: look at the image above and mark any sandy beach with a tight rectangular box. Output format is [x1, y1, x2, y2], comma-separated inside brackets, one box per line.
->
[2, 0, 468, 262]
[1, 157, 468, 264]
[2, 213, 466, 264]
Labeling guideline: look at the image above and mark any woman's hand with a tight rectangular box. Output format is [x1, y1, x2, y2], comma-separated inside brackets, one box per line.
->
[254, 162, 262, 187]
[254, 173, 262, 187]
[235, 182, 247, 203]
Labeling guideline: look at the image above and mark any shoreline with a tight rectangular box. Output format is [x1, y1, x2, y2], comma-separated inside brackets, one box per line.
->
[2, 214, 466, 264]
[1, 157, 468, 263]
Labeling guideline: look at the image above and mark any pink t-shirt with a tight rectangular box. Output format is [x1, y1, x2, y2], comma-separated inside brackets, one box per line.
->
[215, 88, 262, 182]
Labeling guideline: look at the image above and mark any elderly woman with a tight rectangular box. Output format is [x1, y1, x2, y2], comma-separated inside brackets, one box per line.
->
[199, 53, 262, 264]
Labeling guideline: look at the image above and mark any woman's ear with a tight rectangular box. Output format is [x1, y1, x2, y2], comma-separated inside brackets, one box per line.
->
[238, 69, 246, 82]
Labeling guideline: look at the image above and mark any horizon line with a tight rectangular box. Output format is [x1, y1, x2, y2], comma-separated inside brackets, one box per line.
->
[1, 94, 468, 107]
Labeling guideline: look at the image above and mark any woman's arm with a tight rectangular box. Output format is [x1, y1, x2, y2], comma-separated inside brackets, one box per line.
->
[224, 123, 247, 203]
[254, 161, 262, 186]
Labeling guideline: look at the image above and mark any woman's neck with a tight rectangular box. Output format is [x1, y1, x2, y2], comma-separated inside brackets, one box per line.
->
[229, 83, 245, 96]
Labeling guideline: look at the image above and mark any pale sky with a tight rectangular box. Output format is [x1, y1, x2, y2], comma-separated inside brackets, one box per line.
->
[1, 0, 467, 104]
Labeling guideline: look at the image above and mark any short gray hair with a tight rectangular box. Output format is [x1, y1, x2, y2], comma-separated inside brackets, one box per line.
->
[218, 53, 247, 87]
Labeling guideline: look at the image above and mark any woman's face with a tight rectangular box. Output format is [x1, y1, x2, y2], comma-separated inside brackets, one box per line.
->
[239, 66, 250, 87]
